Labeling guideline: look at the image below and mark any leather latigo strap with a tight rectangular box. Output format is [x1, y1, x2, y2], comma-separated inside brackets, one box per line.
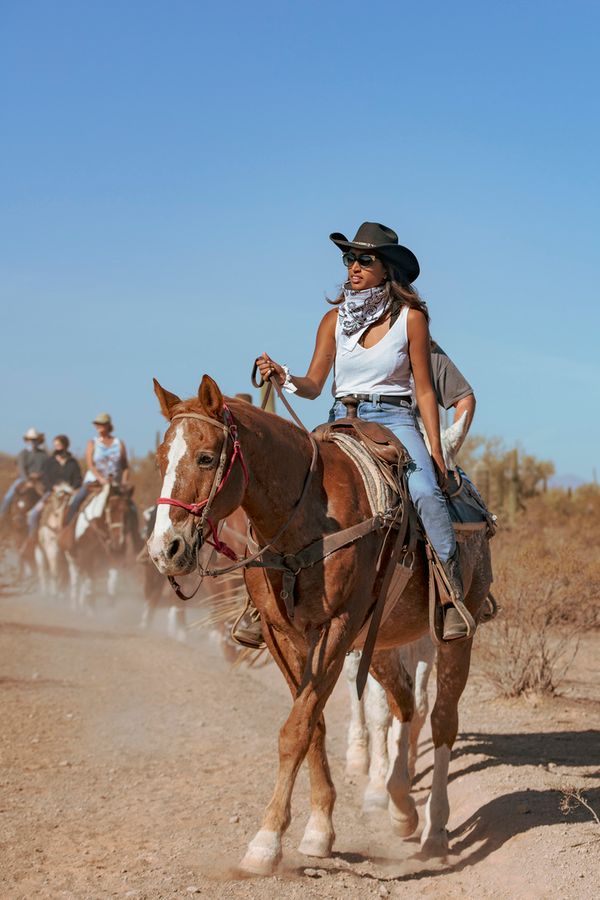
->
[354, 477, 416, 699]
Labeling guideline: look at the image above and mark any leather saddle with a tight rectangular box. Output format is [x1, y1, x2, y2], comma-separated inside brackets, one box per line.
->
[314, 416, 410, 468]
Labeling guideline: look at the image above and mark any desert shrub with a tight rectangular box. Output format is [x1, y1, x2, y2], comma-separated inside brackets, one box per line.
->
[478, 584, 580, 697]
[458, 435, 555, 506]
[492, 493, 600, 630]
[478, 489, 599, 696]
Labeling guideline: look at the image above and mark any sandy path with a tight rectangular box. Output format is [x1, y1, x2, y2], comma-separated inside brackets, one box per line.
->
[0, 591, 599, 899]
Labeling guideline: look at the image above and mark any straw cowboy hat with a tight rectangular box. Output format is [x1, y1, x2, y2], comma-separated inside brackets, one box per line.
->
[92, 412, 113, 428]
[23, 427, 44, 442]
[329, 221, 420, 283]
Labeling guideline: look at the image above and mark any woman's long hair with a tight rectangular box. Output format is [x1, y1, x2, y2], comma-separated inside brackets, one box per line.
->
[328, 257, 430, 323]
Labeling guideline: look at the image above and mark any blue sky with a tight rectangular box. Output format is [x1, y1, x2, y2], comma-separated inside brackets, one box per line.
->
[1, 0, 598, 479]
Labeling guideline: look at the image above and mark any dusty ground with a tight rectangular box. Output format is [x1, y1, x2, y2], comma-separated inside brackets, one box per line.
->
[0, 586, 599, 899]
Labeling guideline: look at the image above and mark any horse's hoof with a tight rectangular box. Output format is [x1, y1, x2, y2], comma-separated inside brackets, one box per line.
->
[239, 830, 282, 876]
[420, 828, 449, 858]
[389, 800, 419, 837]
[298, 830, 334, 858]
[362, 784, 389, 813]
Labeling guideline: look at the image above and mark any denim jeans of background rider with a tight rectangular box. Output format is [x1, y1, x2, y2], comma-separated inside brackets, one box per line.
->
[328, 398, 456, 562]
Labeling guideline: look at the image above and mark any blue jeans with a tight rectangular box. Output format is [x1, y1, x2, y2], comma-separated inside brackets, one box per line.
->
[65, 484, 90, 525]
[329, 399, 456, 562]
[27, 492, 50, 534]
[0, 478, 24, 515]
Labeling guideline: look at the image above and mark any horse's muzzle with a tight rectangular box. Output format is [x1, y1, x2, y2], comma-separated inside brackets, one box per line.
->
[147, 526, 199, 576]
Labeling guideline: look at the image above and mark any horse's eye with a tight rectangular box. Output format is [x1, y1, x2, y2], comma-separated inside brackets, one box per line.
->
[196, 451, 215, 468]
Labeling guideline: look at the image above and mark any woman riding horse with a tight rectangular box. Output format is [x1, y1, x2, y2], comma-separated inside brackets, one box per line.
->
[252, 221, 470, 642]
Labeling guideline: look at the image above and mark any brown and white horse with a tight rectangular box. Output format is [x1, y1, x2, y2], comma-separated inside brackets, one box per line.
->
[64, 483, 133, 612]
[148, 375, 493, 875]
[35, 482, 74, 598]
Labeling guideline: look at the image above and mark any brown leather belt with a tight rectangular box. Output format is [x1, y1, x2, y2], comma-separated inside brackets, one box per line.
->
[335, 393, 412, 406]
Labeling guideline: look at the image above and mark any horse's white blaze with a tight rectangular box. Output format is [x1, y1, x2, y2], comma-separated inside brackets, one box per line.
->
[148, 424, 186, 555]
[75, 483, 110, 541]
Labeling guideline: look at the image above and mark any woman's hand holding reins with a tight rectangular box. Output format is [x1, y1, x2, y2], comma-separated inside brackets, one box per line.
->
[256, 352, 286, 386]
[431, 450, 450, 494]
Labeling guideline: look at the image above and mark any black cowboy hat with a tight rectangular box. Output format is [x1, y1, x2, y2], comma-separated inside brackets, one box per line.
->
[329, 221, 420, 283]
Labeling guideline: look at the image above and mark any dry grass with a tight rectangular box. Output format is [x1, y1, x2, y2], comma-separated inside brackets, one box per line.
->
[477, 487, 600, 697]
[560, 787, 600, 838]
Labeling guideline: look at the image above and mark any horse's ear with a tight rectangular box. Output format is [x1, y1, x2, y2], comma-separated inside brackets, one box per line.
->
[153, 378, 181, 420]
[198, 374, 224, 418]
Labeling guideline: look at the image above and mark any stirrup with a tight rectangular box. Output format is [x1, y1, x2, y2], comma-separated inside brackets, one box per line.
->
[442, 605, 471, 641]
[478, 592, 500, 624]
[231, 599, 266, 650]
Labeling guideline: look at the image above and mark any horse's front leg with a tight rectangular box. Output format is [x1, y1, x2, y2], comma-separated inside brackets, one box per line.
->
[66, 553, 78, 610]
[420, 639, 472, 858]
[240, 619, 350, 875]
[167, 604, 187, 642]
[34, 545, 47, 596]
[265, 626, 337, 861]
[297, 713, 336, 858]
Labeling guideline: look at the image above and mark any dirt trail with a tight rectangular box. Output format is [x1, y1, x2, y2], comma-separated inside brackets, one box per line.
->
[0, 591, 599, 899]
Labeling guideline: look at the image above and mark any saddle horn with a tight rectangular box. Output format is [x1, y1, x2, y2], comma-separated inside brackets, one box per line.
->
[340, 396, 359, 419]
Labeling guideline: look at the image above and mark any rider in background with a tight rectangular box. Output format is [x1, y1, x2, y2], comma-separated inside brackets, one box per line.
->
[65, 413, 129, 523]
[25, 436, 83, 537]
[427, 340, 476, 432]
[64, 413, 140, 548]
[0, 428, 48, 518]
[42, 435, 83, 492]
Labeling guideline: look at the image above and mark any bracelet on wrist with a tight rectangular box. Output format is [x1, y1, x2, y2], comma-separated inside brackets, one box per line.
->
[281, 365, 298, 394]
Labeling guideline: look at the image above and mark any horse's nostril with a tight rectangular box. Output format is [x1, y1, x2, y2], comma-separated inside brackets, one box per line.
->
[167, 538, 181, 560]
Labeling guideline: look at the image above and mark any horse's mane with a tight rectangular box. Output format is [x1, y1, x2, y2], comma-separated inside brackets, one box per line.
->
[168, 394, 312, 445]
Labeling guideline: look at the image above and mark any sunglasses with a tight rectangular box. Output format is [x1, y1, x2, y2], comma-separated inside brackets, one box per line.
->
[342, 251, 378, 269]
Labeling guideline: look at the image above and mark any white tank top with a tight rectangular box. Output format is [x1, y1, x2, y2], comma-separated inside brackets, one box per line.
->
[333, 305, 412, 397]
[84, 436, 124, 484]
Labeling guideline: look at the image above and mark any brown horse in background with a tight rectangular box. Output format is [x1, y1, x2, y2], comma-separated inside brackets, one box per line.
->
[63, 483, 134, 612]
[148, 375, 492, 875]
[6, 477, 45, 580]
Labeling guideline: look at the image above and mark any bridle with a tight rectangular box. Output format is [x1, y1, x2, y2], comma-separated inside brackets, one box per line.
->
[105, 495, 127, 550]
[157, 404, 250, 566]
[155, 386, 319, 602]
